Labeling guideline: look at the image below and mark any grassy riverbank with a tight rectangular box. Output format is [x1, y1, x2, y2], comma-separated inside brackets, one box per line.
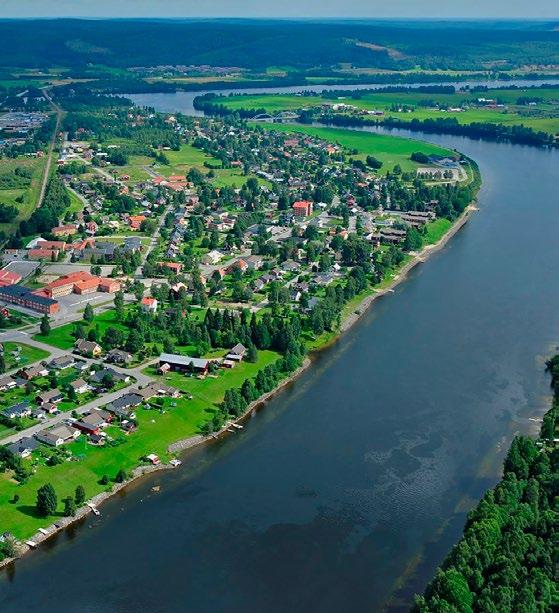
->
[255, 123, 457, 173]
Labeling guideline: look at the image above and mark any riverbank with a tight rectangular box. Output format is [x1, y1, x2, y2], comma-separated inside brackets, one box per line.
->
[0, 194, 479, 570]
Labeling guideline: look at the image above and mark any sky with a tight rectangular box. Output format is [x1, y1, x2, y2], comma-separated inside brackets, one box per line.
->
[1, 1, 557, 20]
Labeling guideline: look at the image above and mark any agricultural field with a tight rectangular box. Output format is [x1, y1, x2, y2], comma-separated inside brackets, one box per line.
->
[218, 86, 559, 136]
[256, 123, 456, 173]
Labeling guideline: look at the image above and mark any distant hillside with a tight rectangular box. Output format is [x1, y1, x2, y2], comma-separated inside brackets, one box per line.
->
[0, 19, 558, 71]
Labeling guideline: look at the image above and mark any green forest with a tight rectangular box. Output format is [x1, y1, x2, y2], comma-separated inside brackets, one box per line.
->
[415, 358, 559, 612]
[0, 20, 557, 71]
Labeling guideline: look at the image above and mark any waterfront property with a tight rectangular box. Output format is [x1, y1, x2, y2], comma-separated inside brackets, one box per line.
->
[158, 353, 210, 375]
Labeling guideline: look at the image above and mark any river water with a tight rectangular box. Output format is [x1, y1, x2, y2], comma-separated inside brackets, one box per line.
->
[125, 78, 559, 116]
[1, 95, 559, 612]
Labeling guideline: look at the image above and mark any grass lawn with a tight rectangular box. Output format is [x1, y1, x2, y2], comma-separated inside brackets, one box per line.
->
[0, 349, 280, 540]
[2, 342, 50, 371]
[66, 187, 85, 215]
[255, 123, 454, 173]
[158, 144, 269, 188]
[35, 309, 128, 350]
[423, 218, 452, 245]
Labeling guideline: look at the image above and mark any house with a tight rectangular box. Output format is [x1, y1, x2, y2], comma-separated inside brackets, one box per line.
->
[75, 339, 102, 357]
[105, 349, 133, 365]
[73, 412, 107, 435]
[0, 375, 17, 391]
[98, 278, 121, 293]
[244, 255, 265, 271]
[128, 215, 146, 230]
[90, 368, 130, 385]
[40, 402, 58, 414]
[158, 262, 182, 274]
[226, 259, 248, 275]
[35, 424, 80, 447]
[7, 436, 40, 459]
[226, 343, 247, 362]
[105, 392, 144, 418]
[36, 388, 64, 405]
[158, 353, 209, 374]
[2, 401, 31, 420]
[292, 200, 313, 217]
[70, 378, 89, 395]
[28, 248, 59, 261]
[48, 355, 76, 371]
[19, 364, 49, 380]
[141, 297, 158, 313]
[136, 381, 180, 401]
[201, 250, 223, 265]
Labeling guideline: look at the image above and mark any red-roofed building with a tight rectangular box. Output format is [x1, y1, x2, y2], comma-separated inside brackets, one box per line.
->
[292, 200, 313, 217]
[52, 224, 78, 237]
[168, 175, 186, 182]
[0, 269, 22, 285]
[28, 248, 59, 261]
[98, 278, 121, 293]
[73, 278, 101, 294]
[128, 215, 146, 230]
[85, 221, 98, 235]
[141, 297, 158, 313]
[158, 262, 182, 274]
[37, 241, 66, 252]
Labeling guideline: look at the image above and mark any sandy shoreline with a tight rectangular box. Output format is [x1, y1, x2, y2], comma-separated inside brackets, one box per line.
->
[0, 202, 477, 570]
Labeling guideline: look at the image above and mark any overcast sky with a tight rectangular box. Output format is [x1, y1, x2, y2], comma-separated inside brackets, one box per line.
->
[1, 1, 558, 19]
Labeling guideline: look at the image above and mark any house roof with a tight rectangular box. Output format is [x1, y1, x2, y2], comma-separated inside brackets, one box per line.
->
[159, 353, 209, 369]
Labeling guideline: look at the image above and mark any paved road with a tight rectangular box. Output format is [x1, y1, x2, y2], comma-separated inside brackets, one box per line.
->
[135, 203, 173, 277]
[0, 331, 159, 446]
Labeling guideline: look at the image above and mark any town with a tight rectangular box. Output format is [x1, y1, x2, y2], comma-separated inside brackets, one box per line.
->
[0, 89, 476, 549]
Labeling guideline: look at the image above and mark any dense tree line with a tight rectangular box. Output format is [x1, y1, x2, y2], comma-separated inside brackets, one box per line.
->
[415, 357, 559, 612]
[18, 174, 70, 237]
[319, 112, 557, 149]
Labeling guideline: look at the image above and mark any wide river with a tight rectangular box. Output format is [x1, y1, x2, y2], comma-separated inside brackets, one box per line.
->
[1, 92, 559, 612]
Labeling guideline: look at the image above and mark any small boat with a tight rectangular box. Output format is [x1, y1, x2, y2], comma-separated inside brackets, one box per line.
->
[231, 423, 243, 430]
[169, 459, 182, 468]
[87, 503, 100, 516]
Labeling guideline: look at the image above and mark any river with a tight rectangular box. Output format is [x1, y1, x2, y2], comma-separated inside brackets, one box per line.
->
[1, 98, 559, 612]
[124, 77, 559, 116]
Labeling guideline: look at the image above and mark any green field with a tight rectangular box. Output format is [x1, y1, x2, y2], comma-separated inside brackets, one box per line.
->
[219, 87, 559, 136]
[0, 349, 279, 540]
[0, 156, 48, 233]
[34, 309, 128, 350]
[2, 342, 50, 371]
[255, 123, 455, 173]
[423, 218, 452, 245]
[158, 144, 266, 188]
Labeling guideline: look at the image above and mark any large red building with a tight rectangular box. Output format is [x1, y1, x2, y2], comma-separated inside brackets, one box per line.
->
[292, 200, 313, 217]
